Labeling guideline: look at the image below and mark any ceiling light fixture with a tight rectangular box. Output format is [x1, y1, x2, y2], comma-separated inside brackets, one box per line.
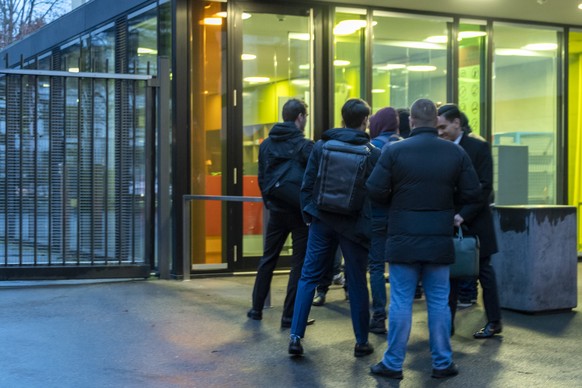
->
[371, 89, 386, 94]
[495, 48, 541, 57]
[214, 12, 251, 20]
[288, 33, 310, 41]
[459, 31, 487, 39]
[333, 59, 351, 66]
[243, 76, 270, 84]
[425, 35, 447, 44]
[579, 3, 582, 10]
[241, 54, 257, 60]
[407, 65, 437, 72]
[203, 17, 222, 26]
[522, 43, 558, 51]
[374, 63, 406, 71]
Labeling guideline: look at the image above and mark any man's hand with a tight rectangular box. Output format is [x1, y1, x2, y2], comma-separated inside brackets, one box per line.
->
[454, 214, 464, 227]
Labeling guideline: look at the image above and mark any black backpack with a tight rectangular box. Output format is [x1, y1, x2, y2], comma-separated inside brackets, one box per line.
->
[263, 141, 305, 210]
[315, 139, 372, 215]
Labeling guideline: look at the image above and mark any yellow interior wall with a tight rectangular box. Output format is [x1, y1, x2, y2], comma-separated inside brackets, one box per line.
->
[568, 50, 582, 252]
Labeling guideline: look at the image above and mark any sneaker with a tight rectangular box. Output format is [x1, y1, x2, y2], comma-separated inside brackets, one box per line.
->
[332, 273, 345, 286]
[431, 362, 459, 379]
[369, 318, 387, 334]
[312, 292, 326, 306]
[354, 342, 374, 357]
[288, 335, 303, 356]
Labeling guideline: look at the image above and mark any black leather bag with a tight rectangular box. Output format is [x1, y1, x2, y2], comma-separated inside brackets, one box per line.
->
[450, 227, 480, 279]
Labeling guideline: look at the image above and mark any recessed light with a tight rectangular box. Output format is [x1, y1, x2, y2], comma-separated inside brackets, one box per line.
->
[243, 77, 270, 84]
[407, 65, 437, 72]
[374, 64, 406, 71]
[334, 60, 351, 66]
[522, 43, 558, 51]
[425, 35, 447, 44]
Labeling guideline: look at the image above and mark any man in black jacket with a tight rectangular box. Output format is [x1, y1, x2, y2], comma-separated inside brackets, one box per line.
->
[366, 98, 480, 380]
[247, 99, 314, 328]
[288, 98, 380, 358]
[437, 103, 502, 339]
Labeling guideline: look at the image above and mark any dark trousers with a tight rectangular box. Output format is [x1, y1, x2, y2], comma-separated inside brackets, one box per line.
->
[449, 255, 502, 323]
[251, 210, 308, 319]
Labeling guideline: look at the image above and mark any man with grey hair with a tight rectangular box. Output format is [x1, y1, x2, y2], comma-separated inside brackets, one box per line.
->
[366, 98, 481, 380]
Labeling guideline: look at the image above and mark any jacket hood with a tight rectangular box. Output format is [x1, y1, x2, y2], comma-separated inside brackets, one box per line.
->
[269, 121, 304, 142]
[322, 127, 370, 144]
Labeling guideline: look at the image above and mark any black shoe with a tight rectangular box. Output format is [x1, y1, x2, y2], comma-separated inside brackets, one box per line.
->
[288, 337, 303, 356]
[281, 317, 315, 328]
[370, 362, 403, 380]
[431, 362, 459, 379]
[247, 309, 262, 320]
[414, 286, 423, 299]
[354, 342, 374, 357]
[312, 292, 326, 306]
[473, 321, 502, 339]
[369, 318, 387, 334]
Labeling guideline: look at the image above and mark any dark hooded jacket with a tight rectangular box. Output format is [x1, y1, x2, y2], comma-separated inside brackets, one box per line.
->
[366, 127, 481, 264]
[258, 121, 313, 213]
[301, 127, 381, 248]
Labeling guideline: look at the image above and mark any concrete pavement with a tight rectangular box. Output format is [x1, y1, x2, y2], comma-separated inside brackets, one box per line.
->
[1, 265, 582, 387]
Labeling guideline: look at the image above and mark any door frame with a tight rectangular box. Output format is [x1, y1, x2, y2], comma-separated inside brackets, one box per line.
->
[226, 1, 324, 271]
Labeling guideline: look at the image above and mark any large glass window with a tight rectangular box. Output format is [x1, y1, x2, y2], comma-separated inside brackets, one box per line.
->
[492, 23, 559, 205]
[334, 7, 365, 126]
[372, 11, 449, 113]
[128, 4, 158, 75]
[568, 30, 582, 252]
[190, 1, 227, 268]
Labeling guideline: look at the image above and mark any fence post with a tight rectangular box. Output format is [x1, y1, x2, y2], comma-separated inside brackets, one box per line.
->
[157, 57, 172, 279]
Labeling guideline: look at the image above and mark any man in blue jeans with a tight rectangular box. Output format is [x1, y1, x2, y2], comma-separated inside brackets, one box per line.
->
[288, 98, 380, 357]
[366, 99, 480, 379]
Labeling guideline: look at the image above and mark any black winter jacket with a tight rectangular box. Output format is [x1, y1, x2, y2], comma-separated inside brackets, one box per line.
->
[366, 127, 481, 264]
[258, 121, 314, 213]
[301, 127, 381, 249]
[456, 134, 498, 257]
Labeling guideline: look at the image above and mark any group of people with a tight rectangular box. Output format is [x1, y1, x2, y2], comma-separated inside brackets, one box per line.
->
[247, 96, 502, 380]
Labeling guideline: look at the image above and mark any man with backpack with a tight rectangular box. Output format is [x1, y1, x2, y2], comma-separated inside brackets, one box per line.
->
[288, 98, 381, 357]
[247, 99, 314, 329]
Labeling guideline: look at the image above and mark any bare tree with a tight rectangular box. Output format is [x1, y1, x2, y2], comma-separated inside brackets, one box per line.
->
[0, 0, 68, 49]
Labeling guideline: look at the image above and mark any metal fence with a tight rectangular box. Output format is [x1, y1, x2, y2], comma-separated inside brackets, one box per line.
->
[0, 65, 165, 279]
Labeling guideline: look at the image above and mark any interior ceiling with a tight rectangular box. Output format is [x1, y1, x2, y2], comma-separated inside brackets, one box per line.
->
[326, 0, 582, 28]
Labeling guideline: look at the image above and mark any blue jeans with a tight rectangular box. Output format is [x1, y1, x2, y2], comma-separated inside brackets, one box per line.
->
[291, 218, 370, 344]
[382, 263, 453, 370]
[368, 215, 388, 320]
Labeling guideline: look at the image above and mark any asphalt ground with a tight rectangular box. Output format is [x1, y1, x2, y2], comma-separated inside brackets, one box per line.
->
[0, 265, 581, 388]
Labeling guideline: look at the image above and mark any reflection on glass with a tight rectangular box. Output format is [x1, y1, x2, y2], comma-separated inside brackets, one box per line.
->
[567, 30, 582, 251]
[242, 12, 311, 257]
[492, 23, 558, 205]
[191, 1, 226, 267]
[334, 8, 365, 126]
[372, 11, 449, 113]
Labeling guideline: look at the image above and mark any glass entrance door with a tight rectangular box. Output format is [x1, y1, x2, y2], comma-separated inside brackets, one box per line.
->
[233, 5, 313, 270]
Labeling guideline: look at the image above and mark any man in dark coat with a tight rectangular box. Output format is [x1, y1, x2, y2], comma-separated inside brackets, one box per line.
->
[366, 98, 481, 380]
[288, 98, 380, 358]
[247, 98, 314, 328]
[437, 103, 502, 339]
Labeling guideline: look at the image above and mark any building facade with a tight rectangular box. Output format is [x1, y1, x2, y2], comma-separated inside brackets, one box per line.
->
[2, 0, 582, 278]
